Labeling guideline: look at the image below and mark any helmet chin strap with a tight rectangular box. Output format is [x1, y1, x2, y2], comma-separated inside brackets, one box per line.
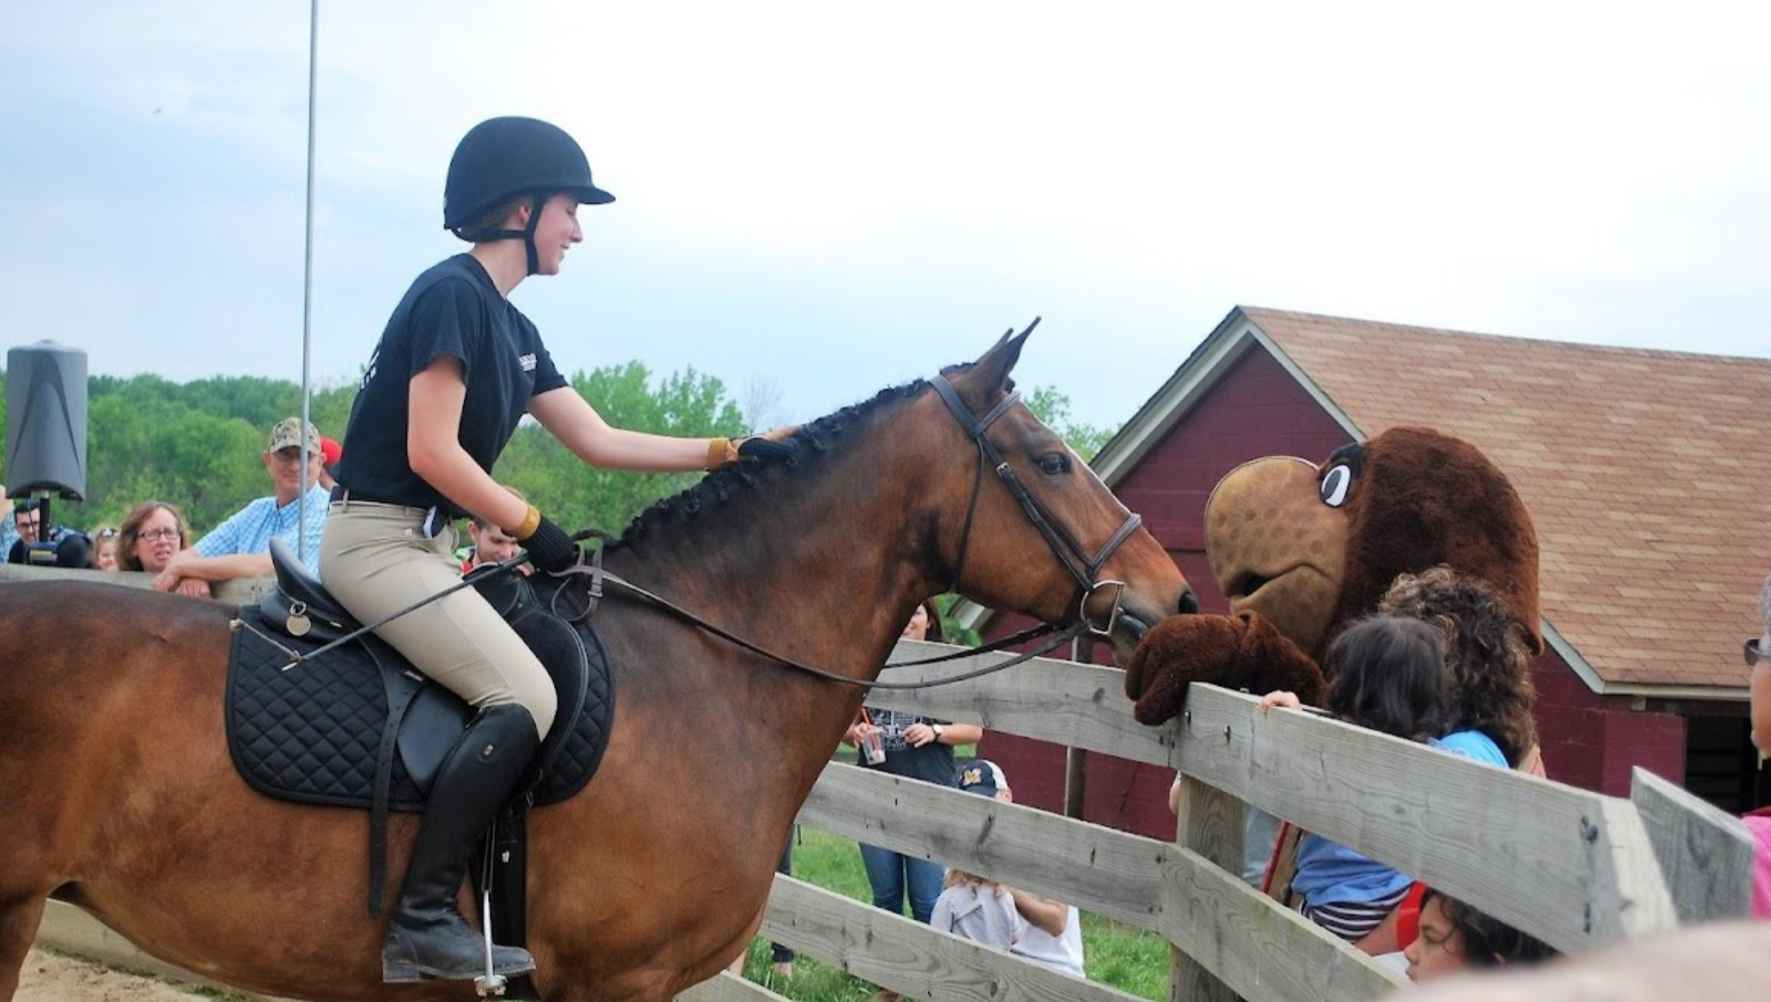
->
[520, 193, 544, 276]
[463, 193, 547, 275]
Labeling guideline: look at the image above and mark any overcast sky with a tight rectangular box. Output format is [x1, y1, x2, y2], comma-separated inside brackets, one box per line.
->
[3, 1, 1767, 433]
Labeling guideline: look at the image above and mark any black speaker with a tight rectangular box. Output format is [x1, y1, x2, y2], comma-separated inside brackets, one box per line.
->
[5, 341, 88, 501]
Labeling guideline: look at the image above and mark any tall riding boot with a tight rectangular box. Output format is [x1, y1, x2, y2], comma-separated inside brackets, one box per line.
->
[382, 703, 541, 983]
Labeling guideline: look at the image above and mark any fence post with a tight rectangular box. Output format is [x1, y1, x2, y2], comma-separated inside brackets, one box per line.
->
[1064, 636, 1093, 819]
[1170, 778, 1244, 1002]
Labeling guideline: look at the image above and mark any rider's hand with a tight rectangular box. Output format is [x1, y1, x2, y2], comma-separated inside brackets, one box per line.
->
[517, 510, 578, 573]
[706, 432, 796, 470]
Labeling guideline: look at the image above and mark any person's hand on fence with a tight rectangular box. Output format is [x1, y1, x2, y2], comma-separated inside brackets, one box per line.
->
[173, 577, 212, 599]
[1259, 690, 1302, 712]
[1123, 610, 1328, 725]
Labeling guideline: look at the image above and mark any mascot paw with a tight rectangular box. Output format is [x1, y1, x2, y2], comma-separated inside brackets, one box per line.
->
[1124, 612, 1328, 726]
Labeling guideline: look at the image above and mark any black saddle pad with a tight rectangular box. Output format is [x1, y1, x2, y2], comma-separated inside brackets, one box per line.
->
[226, 603, 614, 812]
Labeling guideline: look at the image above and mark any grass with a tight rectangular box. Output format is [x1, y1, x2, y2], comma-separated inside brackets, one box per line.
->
[731, 825, 1171, 1001]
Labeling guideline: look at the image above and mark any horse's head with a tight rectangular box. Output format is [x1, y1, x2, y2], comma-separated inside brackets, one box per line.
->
[922, 324, 1196, 664]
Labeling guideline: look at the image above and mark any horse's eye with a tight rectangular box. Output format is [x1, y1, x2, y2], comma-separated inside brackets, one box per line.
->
[1036, 453, 1070, 476]
[1320, 463, 1353, 507]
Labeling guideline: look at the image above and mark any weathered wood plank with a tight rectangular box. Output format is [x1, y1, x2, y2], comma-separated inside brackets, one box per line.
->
[759, 875, 1144, 1002]
[0, 563, 270, 603]
[1169, 686, 1678, 954]
[1155, 849, 1404, 1002]
[1630, 766, 1756, 922]
[801, 761, 1163, 930]
[677, 971, 784, 1002]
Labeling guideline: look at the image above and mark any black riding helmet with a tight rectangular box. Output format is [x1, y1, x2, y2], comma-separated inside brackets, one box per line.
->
[443, 116, 615, 275]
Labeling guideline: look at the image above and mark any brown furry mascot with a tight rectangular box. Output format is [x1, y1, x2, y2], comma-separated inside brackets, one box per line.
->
[1123, 426, 1544, 754]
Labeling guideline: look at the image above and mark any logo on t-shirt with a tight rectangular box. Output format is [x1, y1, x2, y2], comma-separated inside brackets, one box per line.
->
[518, 353, 537, 372]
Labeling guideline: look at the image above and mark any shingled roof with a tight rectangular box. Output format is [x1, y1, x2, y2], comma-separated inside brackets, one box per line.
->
[1105, 307, 1771, 693]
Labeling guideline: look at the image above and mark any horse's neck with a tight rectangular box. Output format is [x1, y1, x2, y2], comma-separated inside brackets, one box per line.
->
[600, 464, 929, 682]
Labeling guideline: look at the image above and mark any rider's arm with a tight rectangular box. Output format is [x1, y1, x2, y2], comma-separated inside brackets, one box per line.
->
[528, 386, 715, 473]
[409, 358, 530, 532]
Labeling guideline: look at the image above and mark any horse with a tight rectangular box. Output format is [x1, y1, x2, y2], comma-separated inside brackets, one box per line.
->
[0, 329, 1193, 1002]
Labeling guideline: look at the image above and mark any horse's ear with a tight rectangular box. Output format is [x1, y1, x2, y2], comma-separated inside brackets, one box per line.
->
[965, 317, 1039, 397]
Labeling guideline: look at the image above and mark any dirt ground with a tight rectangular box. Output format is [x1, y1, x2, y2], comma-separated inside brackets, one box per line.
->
[16, 948, 216, 1002]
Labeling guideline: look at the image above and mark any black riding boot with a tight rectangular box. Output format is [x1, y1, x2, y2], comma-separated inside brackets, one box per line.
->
[383, 703, 541, 983]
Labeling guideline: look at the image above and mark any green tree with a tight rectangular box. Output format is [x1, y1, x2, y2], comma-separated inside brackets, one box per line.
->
[1023, 385, 1118, 461]
[5, 364, 745, 542]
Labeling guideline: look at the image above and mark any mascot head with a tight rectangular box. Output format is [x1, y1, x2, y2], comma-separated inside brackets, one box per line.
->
[1205, 426, 1542, 661]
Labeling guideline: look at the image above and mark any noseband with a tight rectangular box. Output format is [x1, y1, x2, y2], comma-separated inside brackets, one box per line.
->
[929, 373, 1143, 639]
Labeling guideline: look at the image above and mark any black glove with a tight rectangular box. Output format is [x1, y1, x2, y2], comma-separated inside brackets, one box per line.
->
[707, 431, 798, 470]
[523, 515, 579, 573]
[735, 435, 795, 462]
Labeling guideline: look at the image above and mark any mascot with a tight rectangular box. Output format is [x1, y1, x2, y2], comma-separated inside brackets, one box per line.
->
[1123, 426, 1543, 755]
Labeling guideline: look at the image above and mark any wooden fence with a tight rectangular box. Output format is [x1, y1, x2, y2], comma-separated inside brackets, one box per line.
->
[684, 638, 1758, 1002]
[13, 575, 1756, 1001]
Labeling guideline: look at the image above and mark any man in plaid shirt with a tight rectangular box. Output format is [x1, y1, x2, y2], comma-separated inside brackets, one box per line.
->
[152, 417, 331, 591]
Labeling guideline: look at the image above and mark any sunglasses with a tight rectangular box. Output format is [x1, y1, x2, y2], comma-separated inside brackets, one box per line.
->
[1748, 638, 1766, 668]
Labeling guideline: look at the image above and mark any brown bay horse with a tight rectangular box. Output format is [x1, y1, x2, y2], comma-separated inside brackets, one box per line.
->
[0, 330, 1191, 1002]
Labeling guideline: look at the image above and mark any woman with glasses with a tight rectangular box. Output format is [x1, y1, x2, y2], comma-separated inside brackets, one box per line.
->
[119, 501, 209, 597]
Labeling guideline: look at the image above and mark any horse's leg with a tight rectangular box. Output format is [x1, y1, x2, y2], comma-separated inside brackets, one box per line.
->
[0, 893, 47, 1002]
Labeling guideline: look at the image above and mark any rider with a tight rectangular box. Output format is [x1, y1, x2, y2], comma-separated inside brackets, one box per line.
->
[322, 115, 787, 984]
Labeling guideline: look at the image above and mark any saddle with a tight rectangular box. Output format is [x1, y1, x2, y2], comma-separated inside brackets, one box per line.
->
[226, 539, 615, 939]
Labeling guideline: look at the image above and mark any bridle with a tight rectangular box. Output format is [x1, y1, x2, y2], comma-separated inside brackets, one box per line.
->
[929, 372, 1143, 641]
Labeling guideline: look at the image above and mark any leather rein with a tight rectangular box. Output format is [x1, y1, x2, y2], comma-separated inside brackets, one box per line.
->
[547, 366, 1144, 691]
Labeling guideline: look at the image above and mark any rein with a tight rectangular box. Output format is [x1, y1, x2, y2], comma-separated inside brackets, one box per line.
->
[546, 557, 1087, 689]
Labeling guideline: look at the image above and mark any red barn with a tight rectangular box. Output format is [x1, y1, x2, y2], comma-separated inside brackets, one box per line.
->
[971, 307, 1771, 839]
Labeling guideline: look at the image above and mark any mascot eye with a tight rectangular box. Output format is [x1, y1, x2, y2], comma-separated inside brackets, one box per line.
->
[1036, 453, 1070, 476]
[1320, 464, 1353, 508]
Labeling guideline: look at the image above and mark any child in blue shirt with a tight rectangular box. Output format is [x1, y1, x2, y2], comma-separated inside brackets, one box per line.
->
[1262, 614, 1502, 941]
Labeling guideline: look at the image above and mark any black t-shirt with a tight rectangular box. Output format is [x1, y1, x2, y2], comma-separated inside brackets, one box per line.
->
[855, 707, 961, 788]
[336, 254, 568, 517]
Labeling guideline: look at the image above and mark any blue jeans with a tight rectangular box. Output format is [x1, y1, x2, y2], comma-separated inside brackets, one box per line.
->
[859, 842, 943, 923]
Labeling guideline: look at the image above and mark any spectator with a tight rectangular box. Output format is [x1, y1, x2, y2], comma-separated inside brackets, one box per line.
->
[89, 525, 121, 570]
[844, 600, 984, 925]
[1401, 920, 1769, 1002]
[462, 486, 529, 574]
[1403, 887, 1557, 982]
[152, 417, 330, 591]
[931, 759, 1020, 951]
[5, 498, 92, 568]
[952, 758, 1087, 977]
[1745, 572, 1771, 918]
[1379, 566, 1541, 771]
[4, 496, 39, 561]
[1261, 617, 1456, 942]
[119, 502, 209, 597]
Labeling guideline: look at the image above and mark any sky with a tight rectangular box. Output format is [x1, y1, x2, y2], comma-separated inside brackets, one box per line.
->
[3, 1, 1768, 434]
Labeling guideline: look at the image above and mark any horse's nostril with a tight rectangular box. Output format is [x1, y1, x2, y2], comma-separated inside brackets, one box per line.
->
[1177, 586, 1200, 615]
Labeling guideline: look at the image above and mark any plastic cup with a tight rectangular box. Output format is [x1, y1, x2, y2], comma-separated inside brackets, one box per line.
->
[860, 729, 886, 765]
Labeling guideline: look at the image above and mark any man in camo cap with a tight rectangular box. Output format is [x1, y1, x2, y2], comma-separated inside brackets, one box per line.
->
[151, 416, 330, 591]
